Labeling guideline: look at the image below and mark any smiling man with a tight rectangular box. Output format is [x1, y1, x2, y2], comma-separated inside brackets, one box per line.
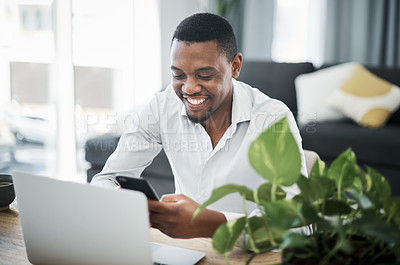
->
[91, 13, 307, 238]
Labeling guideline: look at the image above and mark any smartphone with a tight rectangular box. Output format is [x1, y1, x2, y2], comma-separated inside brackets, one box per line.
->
[116, 176, 160, 201]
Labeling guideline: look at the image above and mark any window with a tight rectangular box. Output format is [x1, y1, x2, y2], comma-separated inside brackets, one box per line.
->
[272, 0, 326, 66]
[0, 0, 161, 181]
[0, 1, 56, 176]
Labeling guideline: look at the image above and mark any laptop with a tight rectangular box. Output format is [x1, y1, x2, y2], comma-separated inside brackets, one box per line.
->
[13, 171, 205, 265]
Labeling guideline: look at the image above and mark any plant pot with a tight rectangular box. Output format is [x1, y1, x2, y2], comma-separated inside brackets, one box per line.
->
[281, 235, 397, 265]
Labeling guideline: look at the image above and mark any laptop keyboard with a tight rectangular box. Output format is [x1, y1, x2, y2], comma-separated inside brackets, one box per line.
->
[151, 244, 166, 265]
[151, 243, 162, 252]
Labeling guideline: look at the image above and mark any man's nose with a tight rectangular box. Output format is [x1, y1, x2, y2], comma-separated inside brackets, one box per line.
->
[182, 77, 201, 95]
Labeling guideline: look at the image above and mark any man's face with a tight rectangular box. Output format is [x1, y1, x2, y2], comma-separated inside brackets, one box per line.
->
[170, 40, 239, 124]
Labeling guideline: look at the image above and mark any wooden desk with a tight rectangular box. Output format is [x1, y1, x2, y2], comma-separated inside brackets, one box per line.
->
[0, 202, 281, 265]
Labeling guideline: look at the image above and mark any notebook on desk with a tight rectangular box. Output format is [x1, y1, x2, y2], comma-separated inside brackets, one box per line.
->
[13, 171, 205, 265]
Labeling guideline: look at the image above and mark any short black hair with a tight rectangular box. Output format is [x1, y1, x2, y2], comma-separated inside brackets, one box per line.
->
[172, 13, 238, 62]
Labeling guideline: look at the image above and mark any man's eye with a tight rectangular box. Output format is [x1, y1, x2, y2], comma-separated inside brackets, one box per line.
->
[198, 75, 212, 80]
[173, 74, 185, 80]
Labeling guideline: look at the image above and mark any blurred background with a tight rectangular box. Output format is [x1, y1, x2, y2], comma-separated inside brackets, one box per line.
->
[0, 0, 398, 181]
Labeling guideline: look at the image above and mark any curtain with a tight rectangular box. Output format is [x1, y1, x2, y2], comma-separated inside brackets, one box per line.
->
[241, 0, 275, 60]
[214, 0, 244, 51]
[324, 0, 400, 68]
[213, 0, 275, 60]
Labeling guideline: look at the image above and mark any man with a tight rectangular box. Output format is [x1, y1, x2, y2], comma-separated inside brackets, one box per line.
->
[91, 13, 306, 239]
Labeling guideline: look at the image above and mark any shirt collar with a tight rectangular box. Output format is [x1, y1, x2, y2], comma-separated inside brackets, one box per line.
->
[180, 99, 187, 117]
[179, 78, 252, 125]
[231, 79, 252, 125]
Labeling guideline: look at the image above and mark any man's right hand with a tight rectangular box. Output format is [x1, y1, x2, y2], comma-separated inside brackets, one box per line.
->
[148, 194, 226, 239]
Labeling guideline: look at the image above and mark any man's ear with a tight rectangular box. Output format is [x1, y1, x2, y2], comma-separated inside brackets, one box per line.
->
[231, 53, 243, 79]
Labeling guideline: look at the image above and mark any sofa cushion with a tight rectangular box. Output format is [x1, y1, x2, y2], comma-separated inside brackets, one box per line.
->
[238, 61, 314, 114]
[326, 63, 400, 128]
[320, 64, 400, 125]
[368, 67, 400, 125]
[300, 120, 400, 168]
[295, 62, 361, 125]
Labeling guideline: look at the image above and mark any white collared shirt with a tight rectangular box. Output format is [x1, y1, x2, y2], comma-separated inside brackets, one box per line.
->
[91, 79, 307, 220]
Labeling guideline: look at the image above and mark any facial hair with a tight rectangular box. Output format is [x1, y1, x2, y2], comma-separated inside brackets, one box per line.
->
[186, 109, 213, 123]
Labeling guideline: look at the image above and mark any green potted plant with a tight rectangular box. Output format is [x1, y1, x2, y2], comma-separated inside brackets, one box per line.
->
[193, 117, 400, 265]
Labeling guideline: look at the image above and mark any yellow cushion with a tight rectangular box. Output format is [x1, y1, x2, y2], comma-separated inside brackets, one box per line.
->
[326, 63, 400, 128]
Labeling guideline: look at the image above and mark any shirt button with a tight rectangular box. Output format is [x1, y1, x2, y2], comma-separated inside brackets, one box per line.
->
[203, 192, 209, 198]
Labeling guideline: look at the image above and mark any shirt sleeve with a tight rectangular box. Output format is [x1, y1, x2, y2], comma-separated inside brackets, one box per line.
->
[90, 175, 120, 188]
[90, 96, 163, 187]
[221, 211, 245, 222]
[285, 110, 308, 178]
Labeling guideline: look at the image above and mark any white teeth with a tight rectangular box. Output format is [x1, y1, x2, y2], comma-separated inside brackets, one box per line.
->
[187, 98, 206, 105]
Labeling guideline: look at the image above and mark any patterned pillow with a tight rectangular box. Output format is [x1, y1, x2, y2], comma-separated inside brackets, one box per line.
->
[295, 63, 353, 125]
[326, 63, 400, 128]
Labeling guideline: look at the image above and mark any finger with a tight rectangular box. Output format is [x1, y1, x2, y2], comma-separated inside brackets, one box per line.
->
[148, 199, 170, 214]
[160, 194, 178, 202]
[160, 193, 185, 203]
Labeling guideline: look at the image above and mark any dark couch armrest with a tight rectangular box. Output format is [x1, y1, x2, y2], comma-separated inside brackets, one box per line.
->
[85, 133, 121, 167]
[84, 133, 175, 195]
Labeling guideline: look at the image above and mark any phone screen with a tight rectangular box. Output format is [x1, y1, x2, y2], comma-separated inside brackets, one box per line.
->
[116, 176, 160, 201]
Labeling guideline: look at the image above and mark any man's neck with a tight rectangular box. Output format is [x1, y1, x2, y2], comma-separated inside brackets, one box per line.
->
[201, 105, 232, 149]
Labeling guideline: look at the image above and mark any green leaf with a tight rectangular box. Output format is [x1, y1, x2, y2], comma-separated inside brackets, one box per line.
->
[352, 215, 400, 244]
[319, 216, 347, 237]
[351, 176, 365, 193]
[248, 117, 301, 187]
[393, 245, 400, 263]
[299, 201, 320, 224]
[260, 200, 300, 232]
[323, 199, 352, 216]
[247, 216, 274, 251]
[353, 167, 371, 193]
[309, 159, 327, 179]
[192, 184, 253, 221]
[315, 218, 336, 234]
[366, 166, 391, 206]
[256, 182, 286, 203]
[280, 232, 312, 250]
[346, 189, 374, 210]
[297, 175, 336, 202]
[327, 148, 359, 189]
[384, 197, 400, 226]
[212, 216, 246, 255]
[337, 237, 353, 255]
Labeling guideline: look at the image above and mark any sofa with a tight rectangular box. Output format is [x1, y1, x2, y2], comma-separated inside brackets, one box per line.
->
[85, 133, 175, 196]
[85, 61, 400, 196]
